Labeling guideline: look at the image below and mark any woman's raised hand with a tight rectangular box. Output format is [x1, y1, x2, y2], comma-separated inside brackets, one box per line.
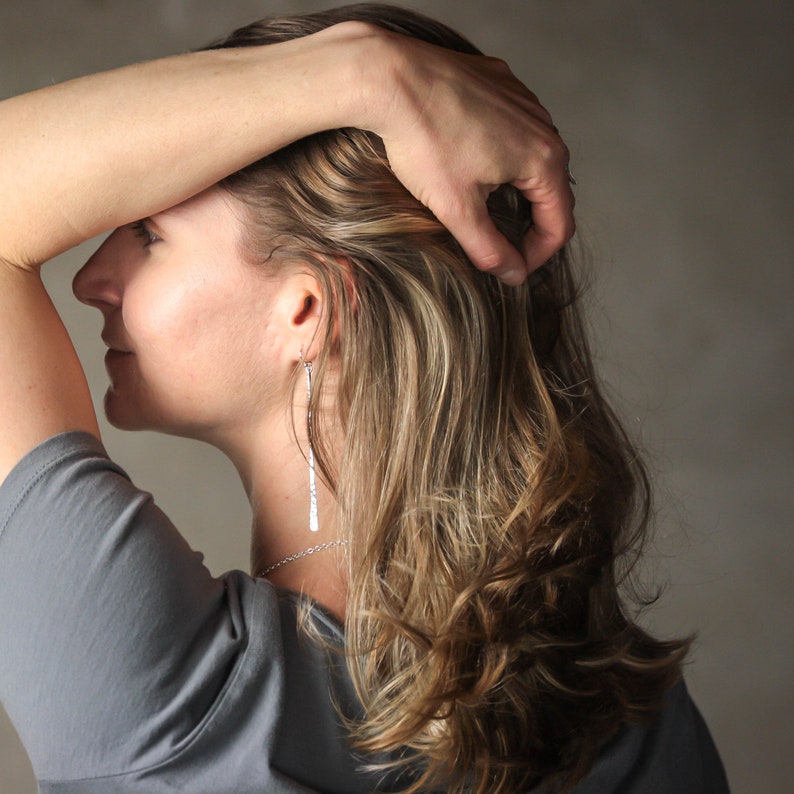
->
[352, 25, 575, 285]
[0, 20, 573, 282]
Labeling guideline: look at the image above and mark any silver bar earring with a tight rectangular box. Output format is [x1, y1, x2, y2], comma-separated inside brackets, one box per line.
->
[300, 352, 319, 533]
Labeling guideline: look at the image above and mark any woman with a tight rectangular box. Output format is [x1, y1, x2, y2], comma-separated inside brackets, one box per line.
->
[0, 4, 726, 793]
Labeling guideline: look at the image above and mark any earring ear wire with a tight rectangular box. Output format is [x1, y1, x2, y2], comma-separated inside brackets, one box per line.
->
[299, 349, 319, 533]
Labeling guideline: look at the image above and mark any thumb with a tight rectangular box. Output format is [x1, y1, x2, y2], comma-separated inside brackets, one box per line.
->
[441, 201, 528, 286]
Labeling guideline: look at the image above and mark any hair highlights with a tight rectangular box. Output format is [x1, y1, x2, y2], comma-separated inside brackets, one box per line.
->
[209, 6, 689, 792]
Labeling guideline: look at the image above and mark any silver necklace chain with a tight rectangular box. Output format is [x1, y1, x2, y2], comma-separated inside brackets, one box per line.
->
[257, 539, 349, 577]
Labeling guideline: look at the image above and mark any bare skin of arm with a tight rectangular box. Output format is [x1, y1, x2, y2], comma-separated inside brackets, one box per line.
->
[0, 21, 573, 481]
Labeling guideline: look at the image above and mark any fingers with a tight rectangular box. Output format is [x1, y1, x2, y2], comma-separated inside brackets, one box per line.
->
[445, 144, 575, 284]
[514, 132, 576, 274]
[452, 86, 575, 279]
[439, 148, 576, 286]
[375, 40, 575, 283]
[519, 175, 576, 273]
[441, 201, 530, 286]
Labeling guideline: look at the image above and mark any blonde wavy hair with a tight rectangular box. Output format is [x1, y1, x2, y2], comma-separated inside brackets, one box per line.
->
[210, 5, 689, 792]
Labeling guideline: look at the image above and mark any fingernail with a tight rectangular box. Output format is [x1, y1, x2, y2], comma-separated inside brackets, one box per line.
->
[500, 269, 525, 286]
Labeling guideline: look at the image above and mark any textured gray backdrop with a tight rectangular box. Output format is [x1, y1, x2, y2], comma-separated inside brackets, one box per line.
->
[1, 1, 791, 791]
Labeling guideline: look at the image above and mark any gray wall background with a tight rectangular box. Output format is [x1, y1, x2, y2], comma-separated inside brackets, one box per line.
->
[0, 1, 790, 791]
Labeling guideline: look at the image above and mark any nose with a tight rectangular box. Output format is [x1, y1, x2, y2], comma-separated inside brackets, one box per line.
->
[72, 228, 127, 308]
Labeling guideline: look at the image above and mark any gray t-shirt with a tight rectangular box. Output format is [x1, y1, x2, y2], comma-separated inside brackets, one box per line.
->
[0, 433, 729, 793]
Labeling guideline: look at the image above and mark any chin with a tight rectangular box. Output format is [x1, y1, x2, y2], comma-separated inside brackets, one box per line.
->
[104, 388, 212, 441]
[103, 389, 158, 432]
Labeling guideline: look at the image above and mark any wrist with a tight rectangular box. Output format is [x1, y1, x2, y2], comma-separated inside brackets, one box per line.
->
[304, 21, 403, 135]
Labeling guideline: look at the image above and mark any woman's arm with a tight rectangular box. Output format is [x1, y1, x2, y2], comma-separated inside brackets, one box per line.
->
[0, 26, 369, 269]
[0, 22, 573, 480]
[0, 21, 572, 276]
[0, 38, 335, 480]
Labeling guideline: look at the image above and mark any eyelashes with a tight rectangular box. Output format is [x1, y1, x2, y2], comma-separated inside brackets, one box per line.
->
[129, 219, 161, 248]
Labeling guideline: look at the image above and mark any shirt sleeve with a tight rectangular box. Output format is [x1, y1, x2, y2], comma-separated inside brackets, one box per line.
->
[0, 432, 251, 782]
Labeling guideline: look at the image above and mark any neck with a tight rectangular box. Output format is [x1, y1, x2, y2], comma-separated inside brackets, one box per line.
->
[216, 408, 348, 620]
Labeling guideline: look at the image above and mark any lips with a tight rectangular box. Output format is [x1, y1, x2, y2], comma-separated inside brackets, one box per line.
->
[104, 349, 132, 367]
[102, 331, 133, 370]
[101, 331, 132, 354]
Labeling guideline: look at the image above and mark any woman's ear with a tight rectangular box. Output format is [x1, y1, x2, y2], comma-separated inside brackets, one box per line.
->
[275, 270, 326, 363]
[273, 257, 355, 364]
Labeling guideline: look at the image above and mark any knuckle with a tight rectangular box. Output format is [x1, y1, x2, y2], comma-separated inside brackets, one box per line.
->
[473, 250, 504, 272]
[549, 135, 569, 164]
[487, 55, 512, 74]
[535, 134, 567, 166]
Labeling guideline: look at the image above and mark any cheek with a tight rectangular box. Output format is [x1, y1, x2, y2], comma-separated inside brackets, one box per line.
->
[110, 247, 287, 434]
[123, 271, 275, 398]
[124, 275, 204, 361]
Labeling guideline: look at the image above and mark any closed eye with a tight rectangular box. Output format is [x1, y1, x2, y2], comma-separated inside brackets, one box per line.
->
[130, 219, 161, 248]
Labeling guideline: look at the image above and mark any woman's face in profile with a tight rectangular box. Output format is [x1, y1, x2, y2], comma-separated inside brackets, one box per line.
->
[72, 187, 288, 441]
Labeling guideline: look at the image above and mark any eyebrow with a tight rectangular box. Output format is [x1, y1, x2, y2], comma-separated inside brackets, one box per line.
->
[150, 201, 193, 230]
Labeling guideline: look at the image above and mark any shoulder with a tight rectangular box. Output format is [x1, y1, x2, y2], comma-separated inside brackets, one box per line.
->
[0, 430, 121, 536]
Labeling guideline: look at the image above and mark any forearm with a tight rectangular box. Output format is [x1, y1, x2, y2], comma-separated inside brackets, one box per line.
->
[0, 22, 386, 476]
[0, 23, 375, 269]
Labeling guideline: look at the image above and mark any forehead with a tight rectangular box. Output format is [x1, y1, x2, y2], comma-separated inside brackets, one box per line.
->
[148, 187, 253, 272]
[154, 187, 245, 239]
